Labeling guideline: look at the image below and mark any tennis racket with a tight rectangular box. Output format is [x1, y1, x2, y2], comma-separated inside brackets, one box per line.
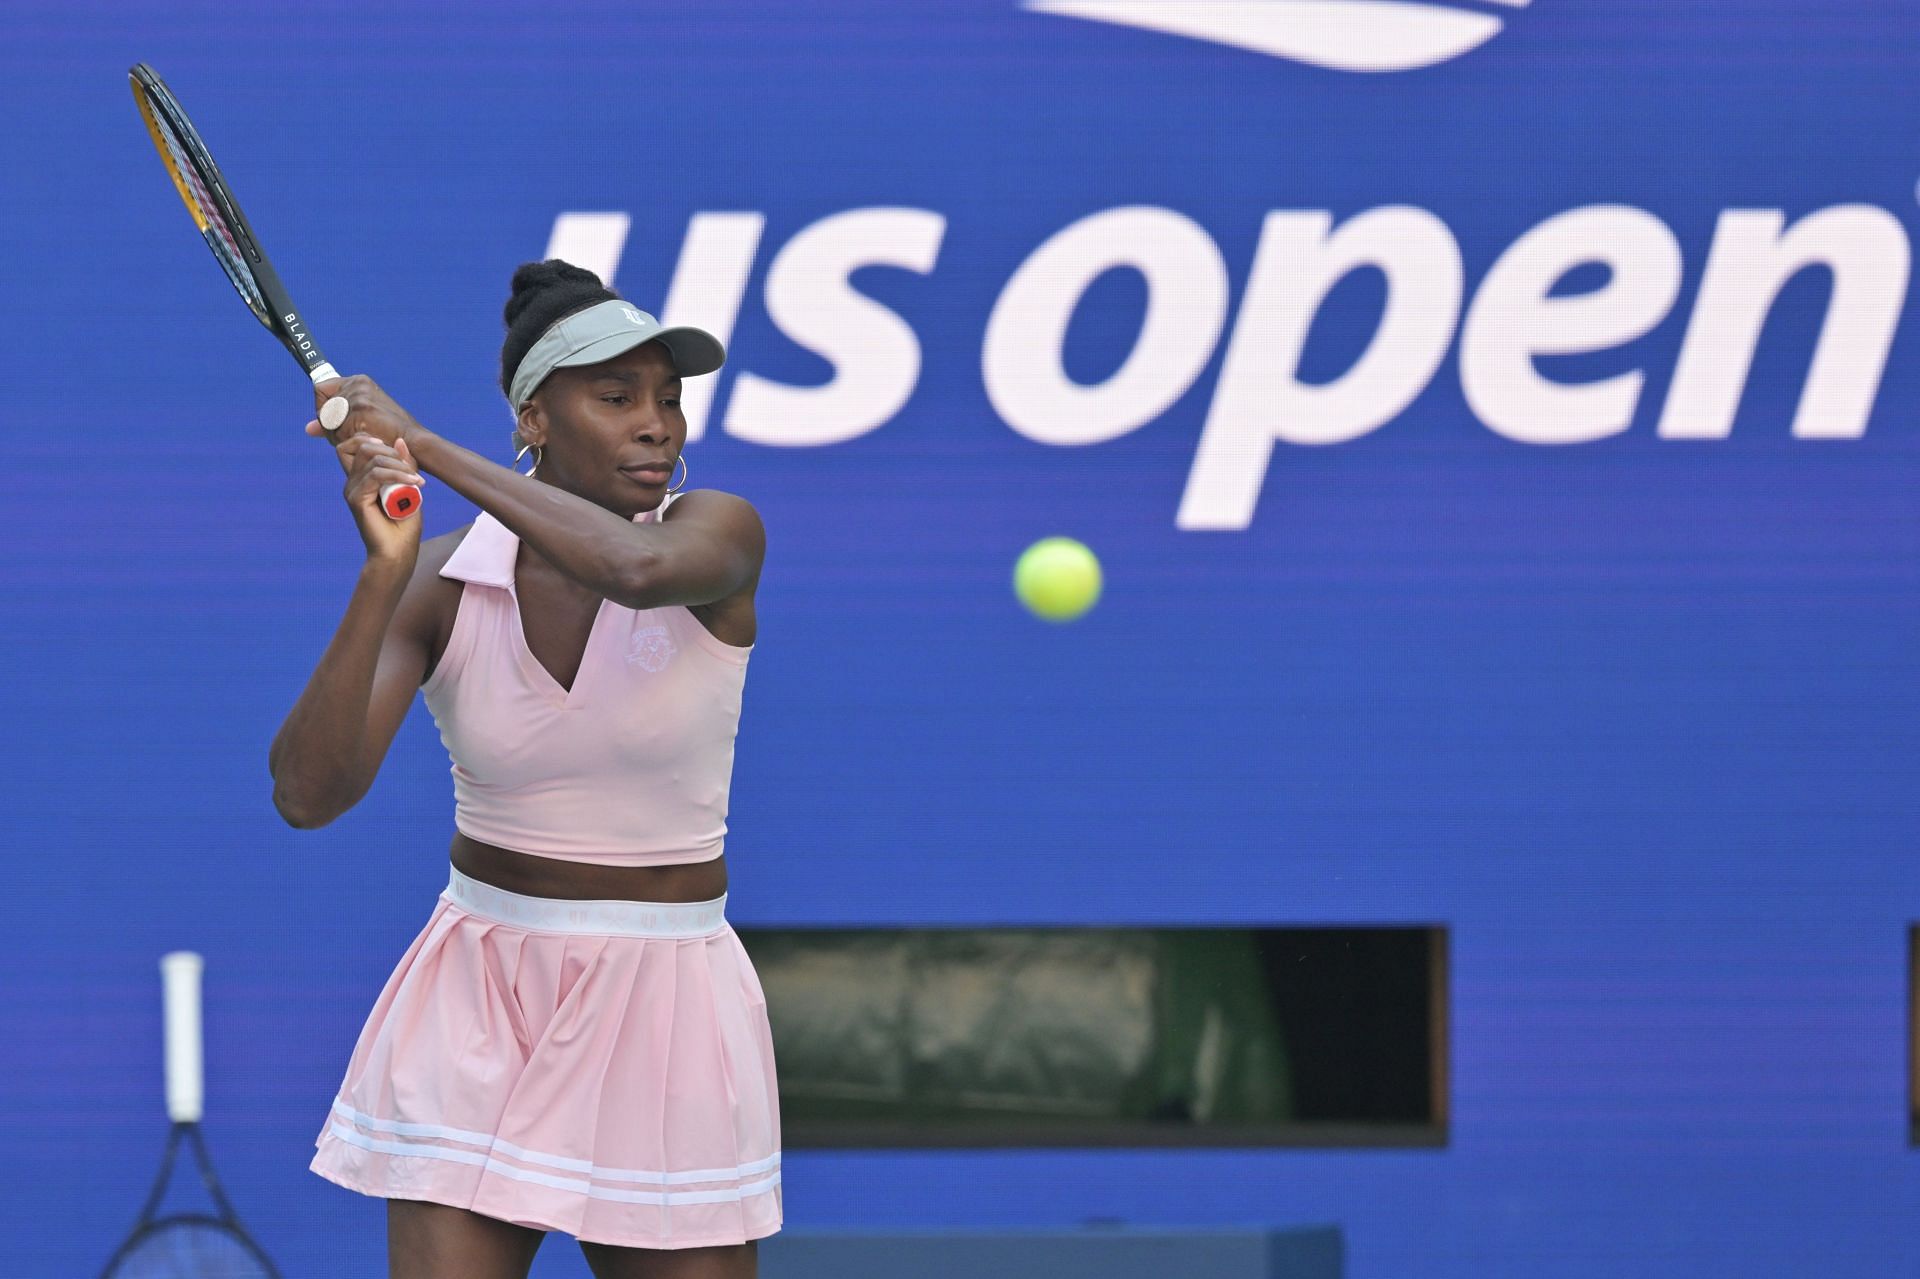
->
[129, 62, 421, 522]
[98, 952, 281, 1279]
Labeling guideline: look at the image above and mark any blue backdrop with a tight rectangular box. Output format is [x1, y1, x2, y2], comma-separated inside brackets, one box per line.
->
[3, 0, 1917, 1274]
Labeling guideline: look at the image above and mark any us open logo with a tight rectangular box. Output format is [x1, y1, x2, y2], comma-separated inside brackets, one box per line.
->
[1023, 0, 1530, 73]
[628, 625, 676, 672]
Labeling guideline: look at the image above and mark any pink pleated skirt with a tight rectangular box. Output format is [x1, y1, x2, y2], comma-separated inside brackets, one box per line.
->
[310, 866, 783, 1250]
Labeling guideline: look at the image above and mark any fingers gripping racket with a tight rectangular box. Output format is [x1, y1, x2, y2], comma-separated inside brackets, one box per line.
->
[129, 63, 420, 522]
[98, 953, 282, 1279]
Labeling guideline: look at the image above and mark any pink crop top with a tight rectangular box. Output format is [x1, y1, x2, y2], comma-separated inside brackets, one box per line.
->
[420, 491, 753, 866]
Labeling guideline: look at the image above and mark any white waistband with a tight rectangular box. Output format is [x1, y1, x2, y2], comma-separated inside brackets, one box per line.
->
[443, 866, 728, 937]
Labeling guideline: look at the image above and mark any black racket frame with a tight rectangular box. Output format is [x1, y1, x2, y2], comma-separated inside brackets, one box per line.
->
[129, 62, 334, 382]
[98, 1119, 282, 1279]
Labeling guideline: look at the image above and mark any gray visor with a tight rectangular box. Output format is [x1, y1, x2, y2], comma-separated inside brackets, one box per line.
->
[509, 299, 726, 407]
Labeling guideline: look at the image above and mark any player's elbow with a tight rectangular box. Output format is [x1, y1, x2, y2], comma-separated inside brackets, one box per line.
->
[273, 785, 334, 830]
[271, 775, 357, 830]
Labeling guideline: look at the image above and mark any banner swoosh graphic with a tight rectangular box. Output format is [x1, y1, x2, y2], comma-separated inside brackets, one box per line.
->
[1023, 0, 1527, 73]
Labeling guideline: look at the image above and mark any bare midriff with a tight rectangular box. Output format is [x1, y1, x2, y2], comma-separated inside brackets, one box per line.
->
[449, 831, 728, 904]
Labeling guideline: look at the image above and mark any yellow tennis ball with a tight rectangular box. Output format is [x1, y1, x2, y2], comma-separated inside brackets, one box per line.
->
[1014, 537, 1103, 622]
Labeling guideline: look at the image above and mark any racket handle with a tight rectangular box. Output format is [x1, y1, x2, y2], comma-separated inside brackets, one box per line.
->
[160, 951, 204, 1124]
[316, 395, 424, 522]
[380, 481, 423, 521]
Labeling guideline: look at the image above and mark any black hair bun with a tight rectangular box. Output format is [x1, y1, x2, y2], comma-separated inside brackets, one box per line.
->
[503, 259, 612, 329]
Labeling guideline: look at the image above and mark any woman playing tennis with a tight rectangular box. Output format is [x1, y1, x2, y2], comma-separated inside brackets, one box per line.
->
[270, 260, 778, 1279]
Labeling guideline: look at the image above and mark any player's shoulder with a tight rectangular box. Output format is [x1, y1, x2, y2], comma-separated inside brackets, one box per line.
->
[423, 521, 476, 560]
[390, 523, 475, 653]
[663, 489, 765, 568]
[395, 522, 474, 606]
[662, 487, 757, 520]
[663, 489, 764, 540]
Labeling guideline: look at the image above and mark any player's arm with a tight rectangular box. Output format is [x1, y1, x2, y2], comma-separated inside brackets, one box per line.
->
[268, 547, 444, 829]
[318, 377, 759, 609]
[397, 418, 760, 608]
[633, 489, 765, 608]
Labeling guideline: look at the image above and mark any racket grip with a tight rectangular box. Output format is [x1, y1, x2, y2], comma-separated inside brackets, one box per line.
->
[318, 398, 423, 522]
[380, 480, 423, 521]
[160, 951, 204, 1124]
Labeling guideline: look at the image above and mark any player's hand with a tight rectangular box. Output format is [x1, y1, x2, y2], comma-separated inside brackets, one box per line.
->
[307, 373, 424, 449]
[327, 430, 425, 564]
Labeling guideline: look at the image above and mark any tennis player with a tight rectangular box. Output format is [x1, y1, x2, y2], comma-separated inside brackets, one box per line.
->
[270, 260, 777, 1279]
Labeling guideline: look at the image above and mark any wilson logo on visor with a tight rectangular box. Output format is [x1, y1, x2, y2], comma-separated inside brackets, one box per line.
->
[1022, 0, 1531, 73]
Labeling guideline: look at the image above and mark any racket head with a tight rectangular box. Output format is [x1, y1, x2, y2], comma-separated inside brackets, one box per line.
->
[128, 63, 333, 381]
[100, 1215, 277, 1279]
[128, 65, 273, 327]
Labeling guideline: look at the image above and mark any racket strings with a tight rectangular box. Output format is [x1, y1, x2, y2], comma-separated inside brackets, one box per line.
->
[136, 87, 267, 318]
[105, 1219, 273, 1279]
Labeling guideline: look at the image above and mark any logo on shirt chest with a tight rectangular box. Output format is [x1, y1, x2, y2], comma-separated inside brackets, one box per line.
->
[627, 624, 677, 673]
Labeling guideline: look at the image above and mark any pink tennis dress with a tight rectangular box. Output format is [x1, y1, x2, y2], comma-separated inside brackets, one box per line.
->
[308, 491, 782, 1250]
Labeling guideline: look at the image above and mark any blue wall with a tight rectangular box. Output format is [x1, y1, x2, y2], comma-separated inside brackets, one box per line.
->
[3, 1, 1917, 1274]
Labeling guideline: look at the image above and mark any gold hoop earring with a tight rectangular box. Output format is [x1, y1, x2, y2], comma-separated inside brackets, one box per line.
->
[514, 442, 544, 478]
[666, 454, 689, 495]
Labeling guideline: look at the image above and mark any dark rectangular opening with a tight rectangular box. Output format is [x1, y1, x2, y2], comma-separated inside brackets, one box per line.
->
[734, 924, 1447, 1148]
